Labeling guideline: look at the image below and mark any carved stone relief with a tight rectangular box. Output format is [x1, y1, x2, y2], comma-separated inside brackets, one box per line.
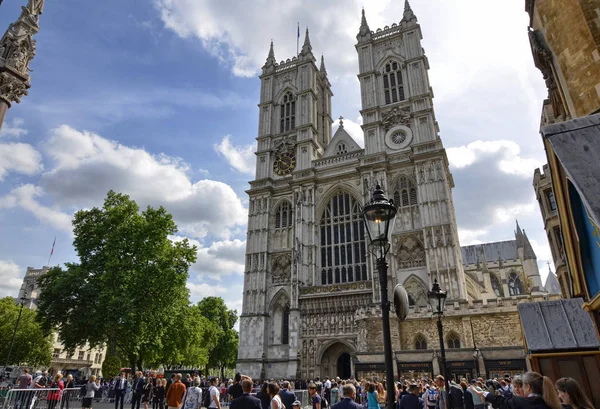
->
[272, 254, 291, 284]
[393, 234, 426, 269]
[381, 106, 411, 131]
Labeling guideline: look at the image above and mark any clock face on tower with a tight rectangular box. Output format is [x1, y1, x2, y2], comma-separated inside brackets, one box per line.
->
[273, 152, 296, 176]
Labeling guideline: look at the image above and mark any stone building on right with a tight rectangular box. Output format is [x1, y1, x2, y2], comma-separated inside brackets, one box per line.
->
[527, 0, 600, 327]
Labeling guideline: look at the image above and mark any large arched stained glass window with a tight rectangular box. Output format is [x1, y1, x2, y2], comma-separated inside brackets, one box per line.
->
[383, 61, 405, 105]
[320, 192, 368, 285]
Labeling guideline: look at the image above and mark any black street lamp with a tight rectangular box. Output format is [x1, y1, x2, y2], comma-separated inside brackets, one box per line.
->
[428, 279, 452, 409]
[472, 348, 481, 378]
[5, 293, 28, 372]
[362, 184, 397, 409]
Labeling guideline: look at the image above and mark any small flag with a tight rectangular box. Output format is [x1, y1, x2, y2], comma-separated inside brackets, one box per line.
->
[50, 237, 56, 256]
[297, 22, 300, 39]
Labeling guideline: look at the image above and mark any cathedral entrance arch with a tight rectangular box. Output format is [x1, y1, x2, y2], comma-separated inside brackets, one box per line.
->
[319, 341, 355, 379]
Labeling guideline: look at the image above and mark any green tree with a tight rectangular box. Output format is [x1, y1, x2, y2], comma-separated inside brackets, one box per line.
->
[101, 353, 122, 379]
[196, 297, 238, 378]
[37, 191, 197, 373]
[0, 297, 52, 367]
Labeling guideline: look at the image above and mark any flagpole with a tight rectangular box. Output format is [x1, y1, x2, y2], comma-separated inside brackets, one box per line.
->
[47, 237, 56, 266]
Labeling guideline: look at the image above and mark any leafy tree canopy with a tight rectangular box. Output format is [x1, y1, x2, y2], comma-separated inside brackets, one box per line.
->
[0, 297, 52, 367]
[37, 191, 197, 372]
[196, 297, 238, 375]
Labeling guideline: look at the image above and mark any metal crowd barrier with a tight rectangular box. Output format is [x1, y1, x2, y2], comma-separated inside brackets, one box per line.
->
[1, 388, 81, 409]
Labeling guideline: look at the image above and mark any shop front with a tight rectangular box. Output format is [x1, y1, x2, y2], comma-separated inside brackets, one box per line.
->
[485, 359, 526, 379]
[354, 362, 386, 382]
[397, 361, 433, 380]
[446, 361, 476, 382]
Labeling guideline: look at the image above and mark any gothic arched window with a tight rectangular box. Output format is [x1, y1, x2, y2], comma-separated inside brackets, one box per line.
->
[415, 334, 427, 350]
[491, 273, 504, 297]
[383, 61, 405, 105]
[275, 201, 293, 229]
[281, 306, 290, 345]
[336, 143, 348, 155]
[280, 92, 296, 133]
[320, 192, 368, 285]
[394, 176, 417, 208]
[447, 332, 461, 349]
[509, 271, 523, 296]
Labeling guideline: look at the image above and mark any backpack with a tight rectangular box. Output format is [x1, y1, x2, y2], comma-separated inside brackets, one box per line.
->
[201, 386, 212, 408]
[80, 384, 88, 397]
[426, 389, 437, 406]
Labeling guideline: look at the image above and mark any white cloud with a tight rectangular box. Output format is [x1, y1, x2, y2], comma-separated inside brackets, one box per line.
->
[0, 184, 73, 232]
[172, 235, 246, 277]
[458, 228, 488, 246]
[0, 142, 43, 181]
[37, 125, 247, 239]
[447, 140, 543, 177]
[0, 118, 28, 138]
[214, 136, 256, 175]
[0, 260, 24, 299]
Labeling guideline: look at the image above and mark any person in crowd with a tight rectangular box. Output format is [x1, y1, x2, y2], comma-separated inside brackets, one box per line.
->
[18, 369, 32, 389]
[230, 379, 261, 409]
[142, 376, 154, 409]
[228, 374, 243, 402]
[448, 379, 463, 409]
[309, 383, 322, 409]
[511, 378, 525, 398]
[470, 372, 561, 409]
[183, 375, 191, 390]
[460, 381, 472, 409]
[291, 401, 302, 409]
[555, 378, 594, 409]
[398, 384, 424, 409]
[182, 377, 202, 409]
[114, 373, 128, 409]
[466, 381, 484, 409]
[267, 382, 282, 409]
[153, 379, 166, 409]
[366, 383, 378, 409]
[424, 383, 437, 409]
[165, 374, 186, 409]
[207, 377, 221, 409]
[62, 374, 74, 409]
[47, 373, 64, 409]
[167, 375, 176, 393]
[434, 376, 446, 409]
[34, 371, 49, 389]
[331, 384, 362, 409]
[255, 383, 270, 409]
[131, 372, 145, 409]
[375, 383, 386, 409]
[330, 383, 339, 407]
[82, 376, 100, 409]
[279, 381, 296, 409]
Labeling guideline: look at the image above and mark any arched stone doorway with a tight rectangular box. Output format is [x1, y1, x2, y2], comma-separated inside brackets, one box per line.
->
[320, 342, 354, 379]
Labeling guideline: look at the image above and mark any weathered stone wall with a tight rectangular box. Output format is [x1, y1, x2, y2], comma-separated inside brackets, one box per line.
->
[533, 0, 600, 117]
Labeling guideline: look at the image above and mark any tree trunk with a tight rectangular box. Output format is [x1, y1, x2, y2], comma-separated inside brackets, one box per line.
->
[220, 365, 225, 381]
[137, 357, 143, 373]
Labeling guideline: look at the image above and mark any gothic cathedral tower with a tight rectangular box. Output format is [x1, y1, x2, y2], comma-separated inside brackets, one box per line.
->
[238, 3, 467, 380]
[356, 3, 467, 303]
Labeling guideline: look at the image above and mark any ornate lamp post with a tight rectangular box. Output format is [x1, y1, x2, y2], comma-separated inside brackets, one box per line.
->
[362, 184, 397, 409]
[4, 293, 28, 372]
[428, 279, 452, 409]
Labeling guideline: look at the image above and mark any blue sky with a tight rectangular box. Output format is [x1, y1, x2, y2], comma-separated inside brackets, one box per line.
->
[0, 0, 554, 310]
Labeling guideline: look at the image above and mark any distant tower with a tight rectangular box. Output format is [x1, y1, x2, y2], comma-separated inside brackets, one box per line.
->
[515, 221, 545, 293]
[0, 0, 45, 130]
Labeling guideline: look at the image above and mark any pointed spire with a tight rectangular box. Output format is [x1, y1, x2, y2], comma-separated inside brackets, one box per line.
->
[498, 251, 503, 269]
[301, 27, 312, 54]
[522, 230, 537, 260]
[515, 220, 524, 248]
[402, 0, 417, 22]
[320, 54, 327, 76]
[357, 8, 371, 41]
[264, 40, 276, 68]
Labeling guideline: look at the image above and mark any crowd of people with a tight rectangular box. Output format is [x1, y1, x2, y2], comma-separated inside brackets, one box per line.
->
[1, 370, 595, 409]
